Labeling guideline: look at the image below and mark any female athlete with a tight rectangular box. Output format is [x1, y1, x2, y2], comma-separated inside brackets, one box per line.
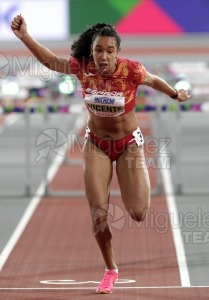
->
[11, 15, 190, 294]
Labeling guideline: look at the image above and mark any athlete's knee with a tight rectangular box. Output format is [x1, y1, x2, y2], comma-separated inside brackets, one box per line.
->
[127, 206, 149, 223]
[91, 205, 110, 235]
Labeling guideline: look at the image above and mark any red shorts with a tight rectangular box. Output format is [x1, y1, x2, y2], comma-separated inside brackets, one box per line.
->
[85, 127, 144, 161]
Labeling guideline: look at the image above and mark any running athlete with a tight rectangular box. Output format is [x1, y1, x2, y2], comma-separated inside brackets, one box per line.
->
[11, 15, 191, 294]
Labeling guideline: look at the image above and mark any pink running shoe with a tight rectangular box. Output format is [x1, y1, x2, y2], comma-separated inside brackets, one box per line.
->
[96, 270, 119, 294]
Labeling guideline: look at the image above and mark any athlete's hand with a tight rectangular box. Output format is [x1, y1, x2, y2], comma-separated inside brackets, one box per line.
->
[11, 15, 28, 40]
[176, 89, 191, 102]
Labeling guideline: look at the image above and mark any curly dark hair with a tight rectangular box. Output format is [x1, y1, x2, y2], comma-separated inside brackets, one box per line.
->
[71, 23, 121, 62]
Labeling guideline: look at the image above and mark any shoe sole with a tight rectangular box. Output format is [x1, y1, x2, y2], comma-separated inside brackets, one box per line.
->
[96, 290, 112, 294]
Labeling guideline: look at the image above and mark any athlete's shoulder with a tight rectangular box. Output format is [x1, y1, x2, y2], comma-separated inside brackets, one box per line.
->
[69, 55, 80, 65]
[68, 55, 91, 77]
[118, 57, 146, 83]
[118, 57, 143, 68]
[68, 56, 81, 76]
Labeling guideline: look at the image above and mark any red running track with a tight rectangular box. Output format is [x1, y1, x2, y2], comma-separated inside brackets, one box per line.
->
[0, 113, 209, 300]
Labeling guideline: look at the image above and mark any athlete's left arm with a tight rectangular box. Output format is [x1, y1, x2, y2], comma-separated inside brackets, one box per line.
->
[143, 71, 191, 102]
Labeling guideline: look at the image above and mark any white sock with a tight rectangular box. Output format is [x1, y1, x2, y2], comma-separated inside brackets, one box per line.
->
[105, 268, 118, 273]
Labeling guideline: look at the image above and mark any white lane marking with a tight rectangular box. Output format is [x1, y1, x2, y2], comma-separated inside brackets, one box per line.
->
[40, 279, 136, 285]
[0, 286, 208, 290]
[0, 183, 44, 271]
[0, 113, 85, 272]
[160, 154, 190, 287]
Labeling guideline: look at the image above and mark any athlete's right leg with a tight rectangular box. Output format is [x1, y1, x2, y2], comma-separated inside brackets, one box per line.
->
[82, 138, 117, 270]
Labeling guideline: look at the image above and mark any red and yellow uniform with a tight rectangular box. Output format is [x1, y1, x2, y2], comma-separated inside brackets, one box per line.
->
[69, 56, 147, 117]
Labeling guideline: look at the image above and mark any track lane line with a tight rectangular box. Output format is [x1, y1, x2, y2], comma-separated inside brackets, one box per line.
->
[0, 286, 209, 290]
[0, 113, 85, 272]
[160, 153, 190, 287]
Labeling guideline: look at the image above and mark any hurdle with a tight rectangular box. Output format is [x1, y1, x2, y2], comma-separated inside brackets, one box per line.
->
[1, 101, 209, 197]
[0, 102, 207, 114]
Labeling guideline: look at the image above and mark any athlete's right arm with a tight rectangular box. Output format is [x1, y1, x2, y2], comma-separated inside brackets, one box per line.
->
[11, 15, 70, 74]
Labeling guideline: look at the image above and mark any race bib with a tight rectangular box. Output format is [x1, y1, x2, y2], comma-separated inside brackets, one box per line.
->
[84, 94, 125, 117]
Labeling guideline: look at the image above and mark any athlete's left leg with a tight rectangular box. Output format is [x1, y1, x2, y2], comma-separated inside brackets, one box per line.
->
[116, 144, 150, 222]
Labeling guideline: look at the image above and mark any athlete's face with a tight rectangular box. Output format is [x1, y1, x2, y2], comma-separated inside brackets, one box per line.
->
[91, 36, 119, 75]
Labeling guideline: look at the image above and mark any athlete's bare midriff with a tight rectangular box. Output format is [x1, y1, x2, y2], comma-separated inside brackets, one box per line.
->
[87, 109, 138, 139]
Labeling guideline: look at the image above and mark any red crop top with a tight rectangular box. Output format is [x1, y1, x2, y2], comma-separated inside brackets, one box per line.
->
[68, 56, 147, 117]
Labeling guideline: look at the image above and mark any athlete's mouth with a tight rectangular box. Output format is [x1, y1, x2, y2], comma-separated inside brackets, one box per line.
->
[99, 63, 108, 69]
